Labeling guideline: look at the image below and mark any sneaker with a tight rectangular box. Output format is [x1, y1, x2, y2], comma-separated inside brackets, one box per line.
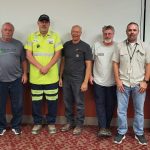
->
[73, 126, 82, 135]
[105, 129, 112, 136]
[114, 133, 125, 144]
[48, 125, 56, 134]
[135, 134, 147, 145]
[0, 129, 6, 136]
[12, 128, 22, 135]
[61, 123, 73, 132]
[31, 125, 42, 135]
[98, 128, 112, 137]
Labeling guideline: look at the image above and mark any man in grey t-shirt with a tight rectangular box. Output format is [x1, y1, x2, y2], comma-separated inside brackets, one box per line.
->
[0, 22, 27, 136]
[59, 25, 92, 135]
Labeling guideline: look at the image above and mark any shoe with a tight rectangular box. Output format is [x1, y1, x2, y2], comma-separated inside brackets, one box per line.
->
[48, 125, 56, 134]
[31, 125, 42, 134]
[12, 128, 22, 135]
[0, 129, 6, 136]
[135, 134, 147, 145]
[105, 129, 112, 136]
[98, 128, 112, 137]
[61, 123, 73, 132]
[114, 133, 125, 144]
[73, 126, 82, 135]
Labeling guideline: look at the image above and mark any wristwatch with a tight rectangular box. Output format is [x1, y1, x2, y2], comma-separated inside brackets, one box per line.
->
[143, 79, 149, 84]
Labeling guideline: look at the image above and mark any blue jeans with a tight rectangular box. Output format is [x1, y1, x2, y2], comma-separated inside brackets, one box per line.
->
[31, 83, 58, 125]
[94, 82, 117, 128]
[63, 79, 84, 127]
[117, 85, 146, 135]
[0, 78, 23, 130]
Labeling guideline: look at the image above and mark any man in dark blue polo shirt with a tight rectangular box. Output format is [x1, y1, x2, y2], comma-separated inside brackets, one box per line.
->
[59, 25, 92, 135]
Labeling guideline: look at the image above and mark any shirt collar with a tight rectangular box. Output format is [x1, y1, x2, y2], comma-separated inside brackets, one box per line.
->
[126, 39, 140, 45]
[35, 31, 51, 37]
[126, 39, 145, 54]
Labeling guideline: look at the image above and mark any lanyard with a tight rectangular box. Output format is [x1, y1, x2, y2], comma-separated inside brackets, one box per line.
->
[126, 41, 137, 63]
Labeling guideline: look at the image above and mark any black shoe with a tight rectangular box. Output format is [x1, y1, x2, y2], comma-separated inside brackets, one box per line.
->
[12, 128, 22, 135]
[135, 134, 147, 145]
[114, 133, 125, 144]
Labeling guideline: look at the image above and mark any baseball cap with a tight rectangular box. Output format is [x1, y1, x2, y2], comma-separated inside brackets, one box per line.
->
[38, 14, 50, 22]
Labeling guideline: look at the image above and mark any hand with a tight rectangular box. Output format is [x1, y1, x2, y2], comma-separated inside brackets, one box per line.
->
[116, 79, 125, 92]
[80, 81, 88, 92]
[89, 76, 94, 85]
[139, 81, 147, 93]
[22, 73, 28, 84]
[59, 78, 63, 87]
[40, 66, 49, 74]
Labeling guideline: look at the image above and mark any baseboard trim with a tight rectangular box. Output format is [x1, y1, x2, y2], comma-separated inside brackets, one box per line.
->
[5, 115, 150, 127]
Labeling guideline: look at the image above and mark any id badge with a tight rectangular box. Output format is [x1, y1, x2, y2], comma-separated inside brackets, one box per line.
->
[48, 39, 54, 44]
[76, 54, 79, 57]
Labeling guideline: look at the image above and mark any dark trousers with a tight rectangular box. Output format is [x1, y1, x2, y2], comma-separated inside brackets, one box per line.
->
[0, 78, 23, 130]
[32, 100, 58, 124]
[94, 82, 117, 128]
[63, 79, 84, 127]
[31, 83, 58, 125]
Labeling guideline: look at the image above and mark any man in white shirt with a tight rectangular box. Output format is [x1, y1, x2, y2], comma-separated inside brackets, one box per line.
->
[113, 22, 150, 145]
[90, 25, 117, 137]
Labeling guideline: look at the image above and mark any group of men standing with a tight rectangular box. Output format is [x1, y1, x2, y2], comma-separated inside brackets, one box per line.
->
[0, 14, 150, 146]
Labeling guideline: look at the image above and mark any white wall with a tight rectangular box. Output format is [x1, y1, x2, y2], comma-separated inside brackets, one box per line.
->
[0, 0, 143, 45]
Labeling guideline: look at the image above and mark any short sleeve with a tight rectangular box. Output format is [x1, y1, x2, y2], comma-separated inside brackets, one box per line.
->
[54, 33, 63, 51]
[20, 43, 26, 62]
[112, 43, 120, 63]
[24, 34, 33, 51]
[145, 43, 150, 64]
[84, 44, 93, 61]
[91, 43, 96, 60]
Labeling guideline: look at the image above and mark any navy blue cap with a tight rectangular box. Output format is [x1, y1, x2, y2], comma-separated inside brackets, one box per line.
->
[38, 14, 50, 22]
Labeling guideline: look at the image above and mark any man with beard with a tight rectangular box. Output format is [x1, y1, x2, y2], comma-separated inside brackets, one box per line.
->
[59, 25, 92, 135]
[113, 22, 150, 145]
[25, 14, 63, 134]
[90, 25, 117, 137]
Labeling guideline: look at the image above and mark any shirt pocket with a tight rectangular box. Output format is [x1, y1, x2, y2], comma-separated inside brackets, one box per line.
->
[136, 51, 145, 64]
[32, 41, 40, 51]
[120, 49, 129, 63]
[75, 49, 84, 60]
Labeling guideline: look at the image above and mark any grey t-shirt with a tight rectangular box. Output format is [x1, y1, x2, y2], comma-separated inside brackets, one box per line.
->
[62, 40, 92, 81]
[0, 39, 25, 82]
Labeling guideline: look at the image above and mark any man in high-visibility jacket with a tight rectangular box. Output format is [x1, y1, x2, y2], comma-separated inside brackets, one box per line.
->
[25, 14, 63, 134]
